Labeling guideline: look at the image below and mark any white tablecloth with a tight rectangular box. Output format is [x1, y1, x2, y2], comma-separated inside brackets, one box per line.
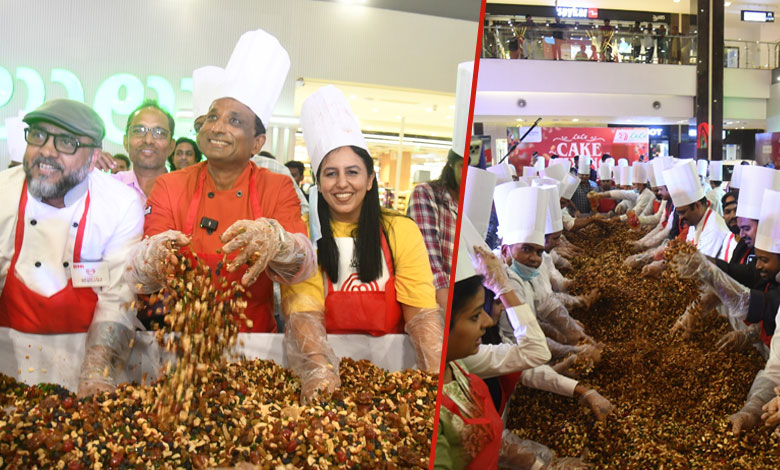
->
[0, 328, 417, 392]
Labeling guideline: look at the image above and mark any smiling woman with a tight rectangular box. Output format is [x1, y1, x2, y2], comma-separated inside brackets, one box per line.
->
[282, 85, 444, 404]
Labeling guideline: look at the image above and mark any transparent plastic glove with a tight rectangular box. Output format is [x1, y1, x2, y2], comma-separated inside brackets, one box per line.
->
[615, 203, 627, 215]
[729, 372, 778, 436]
[640, 260, 666, 279]
[668, 249, 708, 280]
[537, 299, 585, 344]
[268, 231, 316, 285]
[670, 291, 719, 339]
[474, 246, 513, 296]
[717, 323, 761, 352]
[283, 311, 341, 404]
[629, 240, 646, 254]
[499, 431, 553, 470]
[547, 339, 580, 362]
[551, 250, 574, 272]
[125, 230, 191, 294]
[579, 288, 601, 310]
[761, 386, 780, 431]
[404, 308, 444, 373]
[624, 251, 653, 269]
[545, 458, 591, 470]
[222, 218, 313, 286]
[78, 321, 134, 397]
[580, 389, 614, 422]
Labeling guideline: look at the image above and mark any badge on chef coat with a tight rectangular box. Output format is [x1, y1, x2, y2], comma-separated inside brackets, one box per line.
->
[71, 262, 110, 287]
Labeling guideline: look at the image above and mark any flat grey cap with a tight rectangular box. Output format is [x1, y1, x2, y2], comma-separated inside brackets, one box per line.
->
[23, 99, 105, 145]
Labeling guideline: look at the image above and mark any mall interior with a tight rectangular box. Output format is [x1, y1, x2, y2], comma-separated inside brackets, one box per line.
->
[476, 0, 780, 172]
[0, 0, 479, 213]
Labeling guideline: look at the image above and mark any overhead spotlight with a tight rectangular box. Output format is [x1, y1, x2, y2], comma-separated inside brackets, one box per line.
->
[652, 101, 662, 110]
[572, 118, 579, 122]
[517, 98, 527, 108]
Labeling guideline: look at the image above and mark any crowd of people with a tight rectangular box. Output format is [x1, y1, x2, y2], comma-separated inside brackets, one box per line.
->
[0, 29, 466, 403]
[437, 150, 780, 468]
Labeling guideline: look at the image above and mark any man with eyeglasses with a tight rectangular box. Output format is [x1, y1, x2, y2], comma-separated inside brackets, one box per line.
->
[113, 100, 175, 203]
[0, 99, 144, 397]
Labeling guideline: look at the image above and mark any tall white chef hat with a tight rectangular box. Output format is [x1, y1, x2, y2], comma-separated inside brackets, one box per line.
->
[617, 158, 629, 167]
[463, 167, 498, 239]
[632, 162, 648, 185]
[663, 160, 706, 208]
[534, 158, 546, 172]
[651, 156, 674, 187]
[451, 62, 474, 157]
[577, 156, 591, 175]
[542, 161, 569, 181]
[523, 166, 537, 177]
[192, 65, 226, 119]
[755, 189, 780, 254]
[493, 181, 526, 239]
[497, 186, 548, 247]
[735, 166, 780, 220]
[709, 161, 723, 181]
[486, 160, 515, 185]
[532, 180, 563, 234]
[300, 85, 369, 176]
[606, 157, 616, 169]
[646, 162, 660, 188]
[454, 216, 491, 283]
[617, 166, 631, 186]
[550, 158, 572, 173]
[5, 115, 26, 163]
[597, 163, 612, 181]
[560, 173, 579, 200]
[731, 164, 745, 189]
[697, 159, 709, 179]
[220, 29, 291, 128]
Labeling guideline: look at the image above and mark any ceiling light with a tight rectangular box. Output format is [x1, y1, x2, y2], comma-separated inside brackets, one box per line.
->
[446, 115, 452, 119]
[572, 118, 579, 122]
[371, 108, 378, 113]
[449, 105, 455, 110]
[516, 118, 523, 122]
[725, 1, 732, 6]
[674, 0, 680, 3]
[425, 108, 433, 112]
[349, 95, 357, 100]
[395, 115, 402, 120]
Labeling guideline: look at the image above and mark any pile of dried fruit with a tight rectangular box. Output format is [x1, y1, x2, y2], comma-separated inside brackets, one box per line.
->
[0, 358, 435, 469]
[507, 224, 779, 469]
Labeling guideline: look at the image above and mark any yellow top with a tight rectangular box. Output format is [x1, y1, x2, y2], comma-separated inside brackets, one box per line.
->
[282, 213, 438, 314]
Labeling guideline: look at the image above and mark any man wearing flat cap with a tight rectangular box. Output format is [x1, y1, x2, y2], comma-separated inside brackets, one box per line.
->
[0, 99, 144, 397]
[126, 29, 316, 332]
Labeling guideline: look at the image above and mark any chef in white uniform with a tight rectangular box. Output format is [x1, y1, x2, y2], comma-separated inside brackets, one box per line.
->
[0, 99, 143, 397]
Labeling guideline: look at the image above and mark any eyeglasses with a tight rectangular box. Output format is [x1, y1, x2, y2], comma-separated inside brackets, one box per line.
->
[24, 128, 100, 155]
[128, 125, 171, 140]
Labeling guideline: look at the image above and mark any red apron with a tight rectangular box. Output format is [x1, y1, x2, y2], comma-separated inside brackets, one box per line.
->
[323, 231, 403, 336]
[652, 199, 661, 213]
[661, 202, 674, 229]
[498, 371, 523, 415]
[440, 362, 504, 470]
[182, 166, 275, 333]
[0, 181, 97, 333]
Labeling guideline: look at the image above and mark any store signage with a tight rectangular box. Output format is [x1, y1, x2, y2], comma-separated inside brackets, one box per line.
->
[555, 6, 598, 19]
[506, 127, 648, 169]
[742, 10, 774, 22]
[0, 65, 192, 145]
[648, 127, 663, 137]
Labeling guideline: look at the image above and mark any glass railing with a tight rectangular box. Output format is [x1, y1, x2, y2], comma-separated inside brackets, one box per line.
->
[483, 25, 779, 69]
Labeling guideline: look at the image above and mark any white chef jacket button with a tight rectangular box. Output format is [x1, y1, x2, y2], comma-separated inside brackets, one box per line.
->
[34, 261, 42, 268]
[63, 262, 69, 268]
[72, 222, 78, 228]
[236, 191, 243, 198]
[30, 219, 37, 226]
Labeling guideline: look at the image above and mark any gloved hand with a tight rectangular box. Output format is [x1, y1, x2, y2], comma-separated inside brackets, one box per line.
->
[668, 249, 708, 280]
[670, 292, 719, 339]
[404, 307, 444, 373]
[579, 389, 614, 422]
[283, 311, 341, 404]
[730, 372, 778, 436]
[624, 251, 652, 269]
[761, 393, 780, 430]
[716, 323, 761, 352]
[78, 322, 135, 398]
[640, 260, 666, 278]
[545, 458, 591, 470]
[222, 218, 310, 286]
[575, 288, 601, 310]
[499, 431, 553, 470]
[629, 240, 646, 254]
[125, 230, 191, 294]
[615, 204, 627, 215]
[474, 246, 513, 296]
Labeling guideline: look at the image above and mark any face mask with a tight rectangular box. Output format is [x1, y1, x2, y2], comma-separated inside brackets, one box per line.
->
[511, 259, 539, 281]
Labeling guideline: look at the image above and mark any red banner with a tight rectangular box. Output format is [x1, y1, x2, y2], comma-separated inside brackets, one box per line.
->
[507, 127, 649, 170]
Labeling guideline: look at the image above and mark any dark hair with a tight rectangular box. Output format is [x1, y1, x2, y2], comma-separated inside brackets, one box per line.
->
[285, 160, 304, 174]
[433, 149, 463, 193]
[113, 153, 131, 168]
[451, 275, 484, 330]
[254, 115, 266, 137]
[167, 137, 202, 170]
[125, 99, 175, 136]
[316, 146, 387, 283]
[722, 190, 738, 208]
[259, 151, 275, 160]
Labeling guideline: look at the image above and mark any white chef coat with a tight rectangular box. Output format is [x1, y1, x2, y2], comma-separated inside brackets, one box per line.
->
[0, 167, 143, 329]
[706, 186, 725, 216]
[459, 304, 551, 377]
[561, 209, 575, 231]
[685, 208, 730, 259]
[608, 188, 654, 221]
[720, 232, 738, 263]
[762, 306, 780, 387]
[637, 199, 666, 227]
